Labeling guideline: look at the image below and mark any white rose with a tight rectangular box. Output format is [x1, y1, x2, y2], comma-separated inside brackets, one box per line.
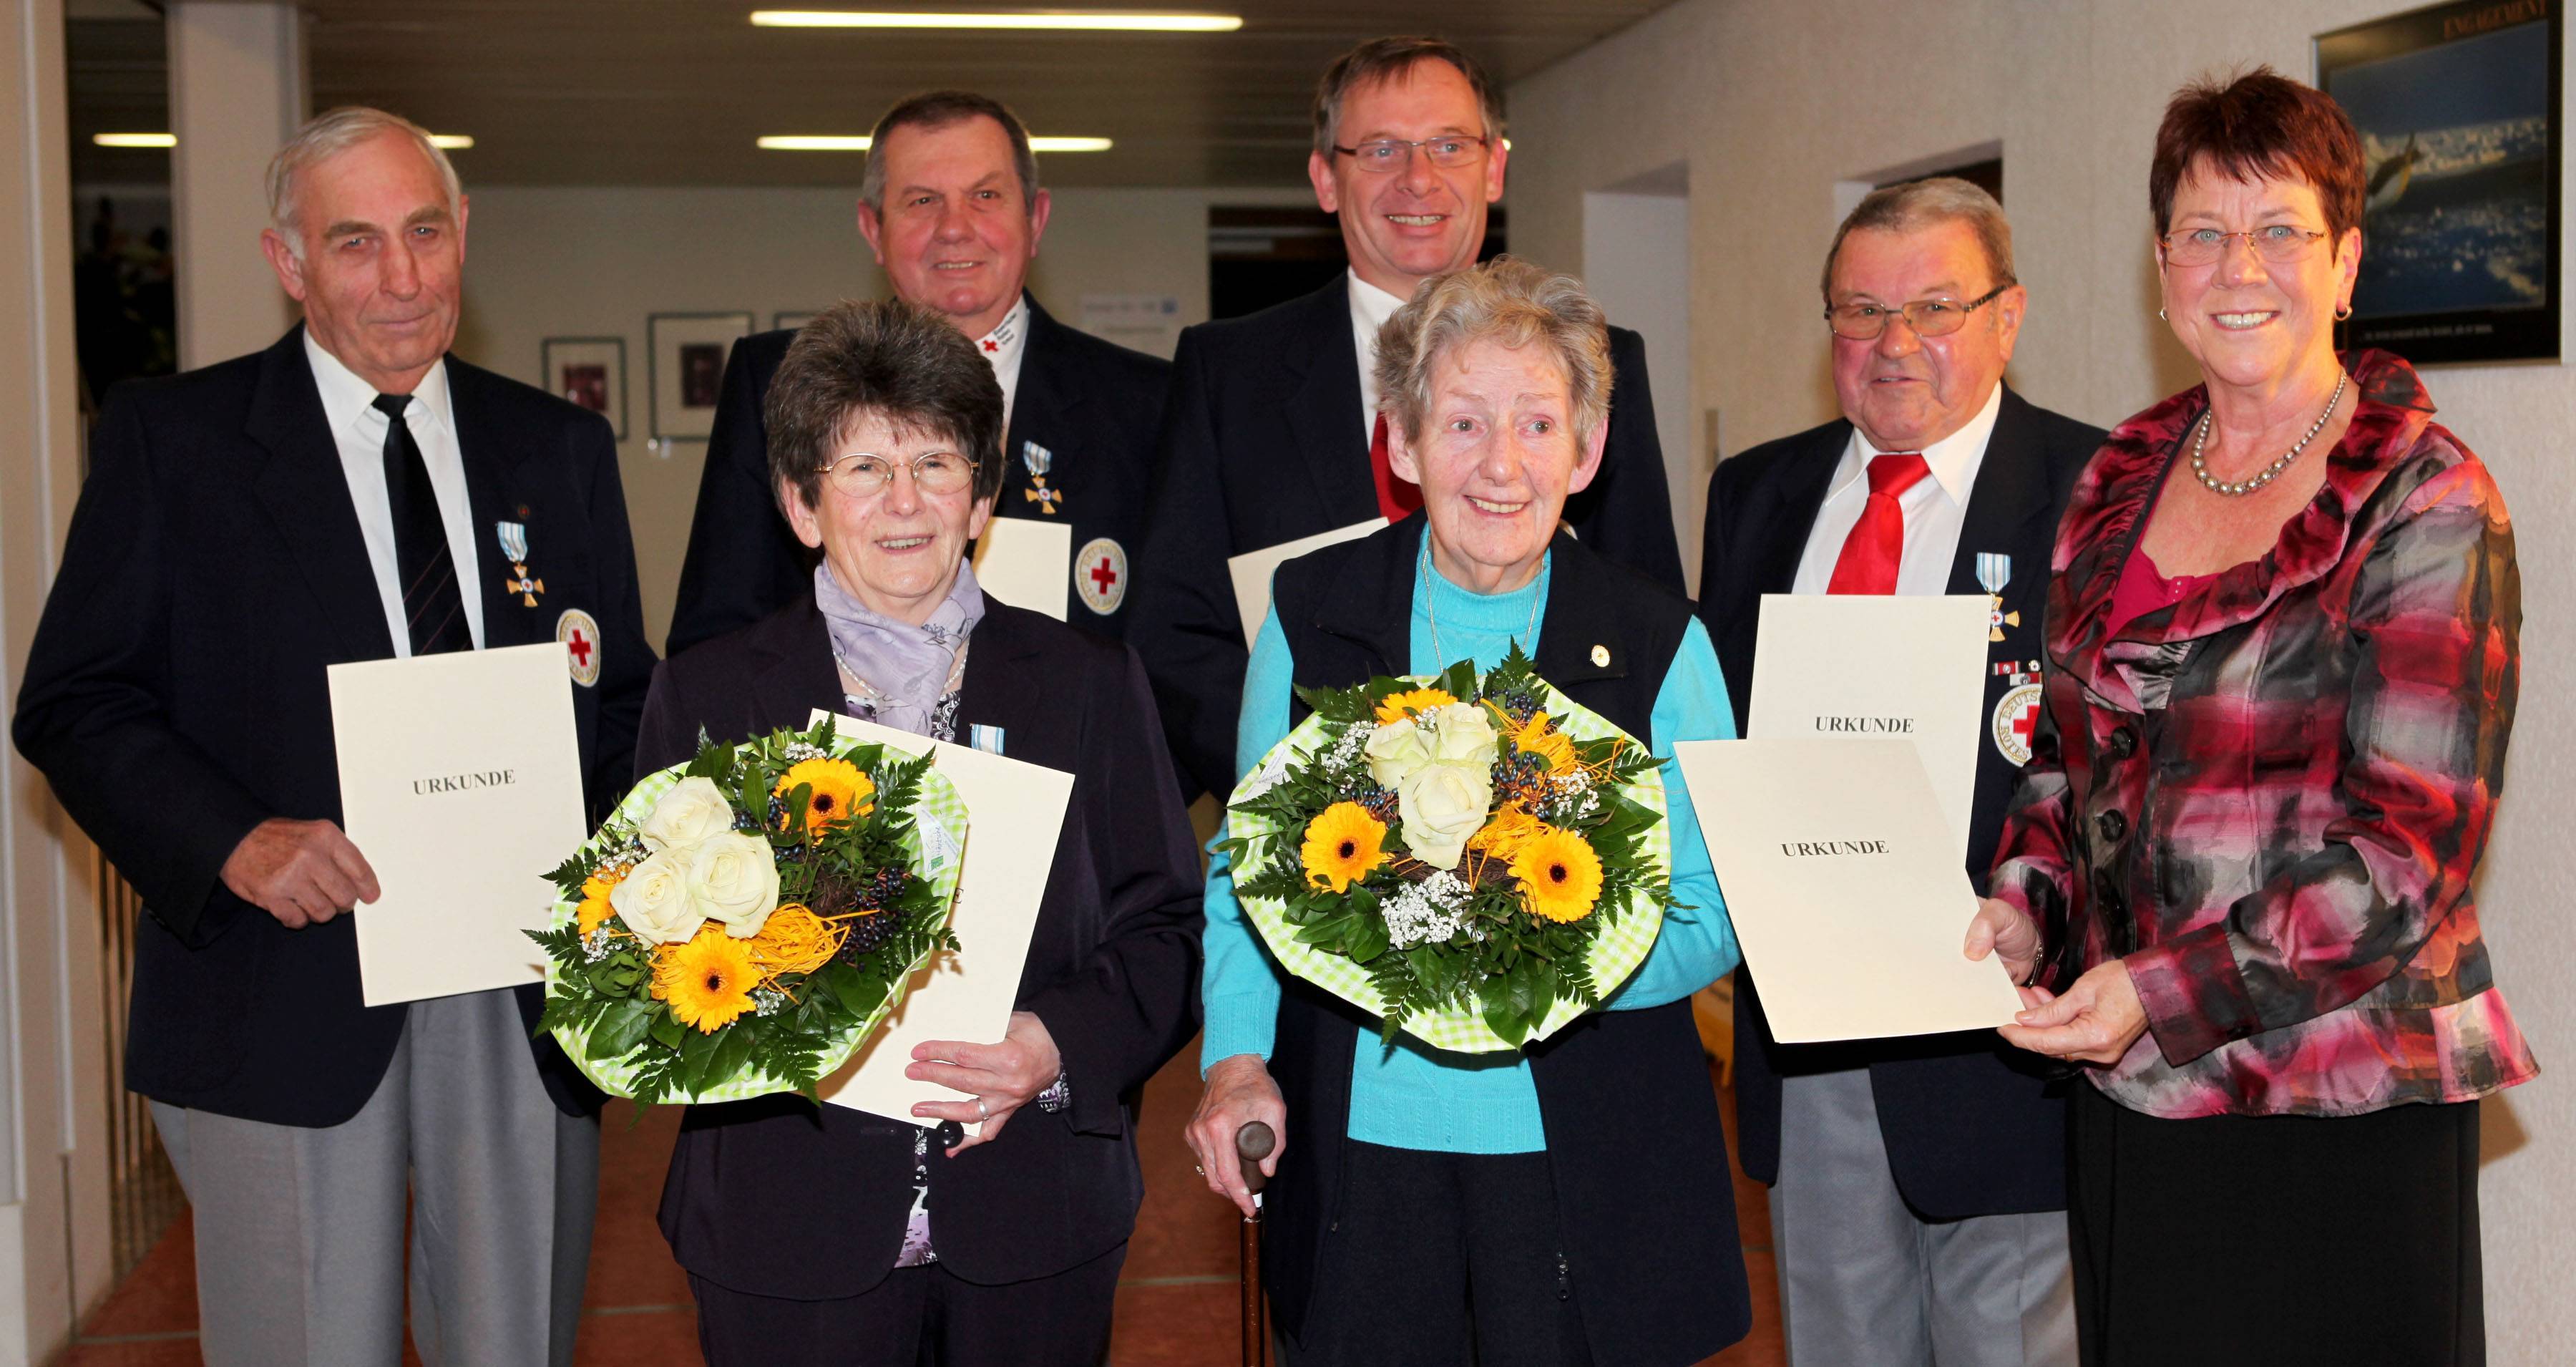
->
[1364, 718, 1435, 789]
[1424, 702, 1499, 767]
[638, 776, 736, 852]
[607, 847, 702, 945]
[687, 832, 783, 939]
[1397, 761, 1494, 870]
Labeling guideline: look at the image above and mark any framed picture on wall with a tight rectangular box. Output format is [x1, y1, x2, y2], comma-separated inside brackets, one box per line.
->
[774, 311, 821, 331]
[648, 311, 754, 442]
[539, 336, 626, 439]
[2317, 0, 2562, 364]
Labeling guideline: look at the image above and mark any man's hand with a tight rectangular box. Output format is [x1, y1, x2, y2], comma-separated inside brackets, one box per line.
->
[1186, 1054, 1287, 1219]
[907, 1011, 1063, 1156]
[1998, 960, 2149, 1066]
[220, 817, 381, 929]
[1963, 895, 2043, 986]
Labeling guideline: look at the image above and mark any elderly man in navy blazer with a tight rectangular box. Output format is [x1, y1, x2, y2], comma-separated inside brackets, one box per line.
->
[13, 109, 650, 1366]
[1698, 177, 2100, 1366]
[668, 90, 1171, 653]
[1126, 35, 1685, 800]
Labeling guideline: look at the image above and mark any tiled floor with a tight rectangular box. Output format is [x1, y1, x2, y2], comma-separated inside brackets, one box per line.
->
[63, 1045, 1783, 1366]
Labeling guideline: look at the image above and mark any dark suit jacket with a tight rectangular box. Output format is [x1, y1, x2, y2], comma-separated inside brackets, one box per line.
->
[1126, 275, 1687, 800]
[11, 326, 654, 1127]
[1697, 384, 2100, 1218]
[642, 595, 1203, 1298]
[665, 294, 1172, 656]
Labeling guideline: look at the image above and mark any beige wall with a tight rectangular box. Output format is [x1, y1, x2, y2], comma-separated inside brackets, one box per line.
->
[1508, 0, 2576, 1357]
[448, 183, 1309, 650]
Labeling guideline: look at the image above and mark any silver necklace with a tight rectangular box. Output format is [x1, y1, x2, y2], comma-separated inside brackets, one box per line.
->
[1421, 550, 1542, 666]
[2189, 369, 2348, 497]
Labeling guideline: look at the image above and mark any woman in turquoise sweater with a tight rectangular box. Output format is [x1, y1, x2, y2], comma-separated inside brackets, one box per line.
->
[1183, 258, 1752, 1366]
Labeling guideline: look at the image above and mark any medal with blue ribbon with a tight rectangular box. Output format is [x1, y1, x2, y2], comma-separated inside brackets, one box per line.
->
[1021, 440, 1061, 515]
[497, 520, 545, 608]
[1976, 552, 2016, 642]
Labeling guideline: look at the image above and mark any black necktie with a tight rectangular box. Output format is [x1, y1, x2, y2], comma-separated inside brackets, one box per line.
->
[372, 392, 469, 656]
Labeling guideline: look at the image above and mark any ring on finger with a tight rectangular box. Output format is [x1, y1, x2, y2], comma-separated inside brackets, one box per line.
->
[975, 1096, 990, 1122]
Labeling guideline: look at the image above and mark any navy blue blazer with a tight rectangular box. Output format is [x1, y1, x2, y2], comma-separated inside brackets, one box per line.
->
[665, 294, 1171, 656]
[12, 326, 654, 1126]
[1697, 384, 2100, 1217]
[1125, 275, 1687, 801]
[641, 594, 1204, 1297]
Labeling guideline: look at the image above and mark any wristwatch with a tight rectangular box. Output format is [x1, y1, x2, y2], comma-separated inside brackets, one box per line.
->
[1035, 1069, 1071, 1113]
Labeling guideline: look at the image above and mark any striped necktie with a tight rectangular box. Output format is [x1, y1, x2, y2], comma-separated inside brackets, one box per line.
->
[372, 393, 469, 656]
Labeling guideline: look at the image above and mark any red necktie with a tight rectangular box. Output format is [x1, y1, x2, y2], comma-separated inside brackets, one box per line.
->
[1825, 452, 1931, 595]
[1369, 412, 1424, 521]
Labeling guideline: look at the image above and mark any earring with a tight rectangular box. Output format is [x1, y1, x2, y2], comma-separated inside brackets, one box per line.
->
[2335, 303, 2353, 321]
[2157, 308, 2167, 321]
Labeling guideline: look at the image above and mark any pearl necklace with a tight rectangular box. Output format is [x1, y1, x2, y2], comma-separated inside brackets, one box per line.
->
[2188, 369, 2348, 497]
[1420, 548, 1542, 667]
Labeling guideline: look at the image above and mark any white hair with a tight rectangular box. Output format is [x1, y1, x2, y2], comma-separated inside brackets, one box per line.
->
[265, 107, 462, 259]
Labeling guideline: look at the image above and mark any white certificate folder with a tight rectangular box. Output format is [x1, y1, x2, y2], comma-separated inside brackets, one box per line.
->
[1675, 737, 2023, 1043]
[328, 643, 588, 1007]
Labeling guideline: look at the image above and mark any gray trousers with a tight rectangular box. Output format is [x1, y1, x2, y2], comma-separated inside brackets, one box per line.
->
[151, 986, 599, 1367]
[1770, 1066, 2074, 1367]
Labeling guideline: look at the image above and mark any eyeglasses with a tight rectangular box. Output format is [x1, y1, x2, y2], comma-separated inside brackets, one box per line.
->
[816, 450, 978, 497]
[1330, 135, 1491, 173]
[1824, 283, 2014, 341]
[2159, 225, 2331, 268]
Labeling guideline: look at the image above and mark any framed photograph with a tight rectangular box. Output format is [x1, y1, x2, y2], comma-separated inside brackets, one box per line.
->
[648, 311, 755, 442]
[775, 310, 821, 332]
[539, 336, 626, 439]
[2318, 0, 2562, 364]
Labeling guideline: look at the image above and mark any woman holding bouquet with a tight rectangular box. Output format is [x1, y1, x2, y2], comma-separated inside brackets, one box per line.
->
[632, 299, 1204, 1366]
[1184, 257, 1751, 1366]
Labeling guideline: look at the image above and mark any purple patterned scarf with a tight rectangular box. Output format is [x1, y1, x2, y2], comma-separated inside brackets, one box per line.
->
[813, 558, 984, 739]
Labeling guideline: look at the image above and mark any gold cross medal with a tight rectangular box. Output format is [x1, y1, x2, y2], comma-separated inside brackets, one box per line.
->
[1975, 551, 2017, 641]
[1021, 439, 1062, 515]
[497, 520, 544, 607]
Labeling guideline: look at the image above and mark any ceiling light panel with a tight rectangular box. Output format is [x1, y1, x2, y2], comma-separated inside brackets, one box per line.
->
[758, 135, 1112, 152]
[751, 9, 1242, 32]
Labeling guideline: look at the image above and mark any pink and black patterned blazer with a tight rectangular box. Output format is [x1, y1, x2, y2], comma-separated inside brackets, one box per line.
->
[1988, 348, 2537, 1119]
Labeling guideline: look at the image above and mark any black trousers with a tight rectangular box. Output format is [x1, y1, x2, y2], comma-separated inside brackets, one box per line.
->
[1278, 1139, 1593, 1367]
[2069, 1083, 2482, 1366]
[689, 1241, 1126, 1367]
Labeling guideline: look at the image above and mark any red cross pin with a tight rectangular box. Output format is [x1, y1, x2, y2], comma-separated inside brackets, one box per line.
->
[566, 626, 594, 667]
[1088, 556, 1118, 594]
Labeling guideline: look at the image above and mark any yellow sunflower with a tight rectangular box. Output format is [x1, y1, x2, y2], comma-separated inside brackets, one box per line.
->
[1300, 802, 1390, 893]
[775, 757, 874, 838]
[1511, 711, 1579, 772]
[1511, 826, 1605, 924]
[655, 924, 761, 1032]
[1468, 803, 1547, 862]
[575, 867, 628, 935]
[746, 903, 846, 978]
[1373, 686, 1458, 724]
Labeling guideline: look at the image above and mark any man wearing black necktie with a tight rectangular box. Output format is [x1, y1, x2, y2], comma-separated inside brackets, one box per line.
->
[1124, 36, 1686, 801]
[1697, 178, 2101, 1366]
[12, 108, 650, 1366]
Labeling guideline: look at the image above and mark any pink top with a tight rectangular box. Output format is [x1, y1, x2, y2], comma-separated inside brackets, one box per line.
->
[2107, 547, 2212, 638]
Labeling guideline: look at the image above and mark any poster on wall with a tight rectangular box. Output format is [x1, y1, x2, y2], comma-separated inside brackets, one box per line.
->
[2317, 0, 2562, 364]
[648, 311, 754, 442]
[540, 336, 626, 439]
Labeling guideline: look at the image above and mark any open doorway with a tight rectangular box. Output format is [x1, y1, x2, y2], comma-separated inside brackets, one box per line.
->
[1583, 164, 1697, 591]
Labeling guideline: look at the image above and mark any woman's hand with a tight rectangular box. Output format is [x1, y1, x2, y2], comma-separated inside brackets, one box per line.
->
[1186, 1054, 1287, 1220]
[1997, 960, 2148, 1066]
[1963, 896, 2043, 986]
[907, 1011, 1062, 1157]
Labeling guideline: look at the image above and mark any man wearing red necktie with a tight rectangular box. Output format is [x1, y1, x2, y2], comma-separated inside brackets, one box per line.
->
[1697, 178, 2106, 1367]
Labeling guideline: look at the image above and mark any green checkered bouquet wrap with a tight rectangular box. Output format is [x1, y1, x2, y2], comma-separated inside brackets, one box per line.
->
[1219, 646, 1674, 1051]
[530, 719, 966, 1106]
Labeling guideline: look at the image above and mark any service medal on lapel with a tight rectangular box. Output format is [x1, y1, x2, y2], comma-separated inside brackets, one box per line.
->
[1022, 440, 1062, 515]
[497, 520, 545, 607]
[1991, 658, 2044, 766]
[1976, 551, 2017, 642]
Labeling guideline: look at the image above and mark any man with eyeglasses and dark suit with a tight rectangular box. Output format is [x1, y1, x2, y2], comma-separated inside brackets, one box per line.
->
[1126, 35, 1685, 802]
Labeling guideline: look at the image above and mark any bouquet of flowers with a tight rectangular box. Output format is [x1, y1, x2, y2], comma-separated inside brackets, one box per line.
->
[1221, 646, 1674, 1051]
[530, 719, 967, 1105]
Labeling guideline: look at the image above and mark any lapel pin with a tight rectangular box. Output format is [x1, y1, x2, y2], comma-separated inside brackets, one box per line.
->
[1591, 644, 1611, 668]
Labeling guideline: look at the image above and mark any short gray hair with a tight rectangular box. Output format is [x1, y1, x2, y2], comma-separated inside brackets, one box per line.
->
[859, 91, 1040, 216]
[1820, 176, 2016, 303]
[266, 107, 462, 259]
[1313, 36, 1504, 158]
[765, 298, 1008, 516]
[1373, 256, 1613, 449]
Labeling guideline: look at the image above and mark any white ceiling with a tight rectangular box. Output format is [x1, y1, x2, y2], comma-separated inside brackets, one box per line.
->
[69, 1, 1674, 188]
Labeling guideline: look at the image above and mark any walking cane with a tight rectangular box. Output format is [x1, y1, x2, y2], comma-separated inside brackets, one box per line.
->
[1236, 1121, 1276, 1367]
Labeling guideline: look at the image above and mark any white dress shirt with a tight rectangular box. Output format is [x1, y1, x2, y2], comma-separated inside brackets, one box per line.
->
[977, 295, 1031, 437]
[1790, 382, 2004, 596]
[303, 330, 486, 654]
[1347, 271, 1408, 441]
